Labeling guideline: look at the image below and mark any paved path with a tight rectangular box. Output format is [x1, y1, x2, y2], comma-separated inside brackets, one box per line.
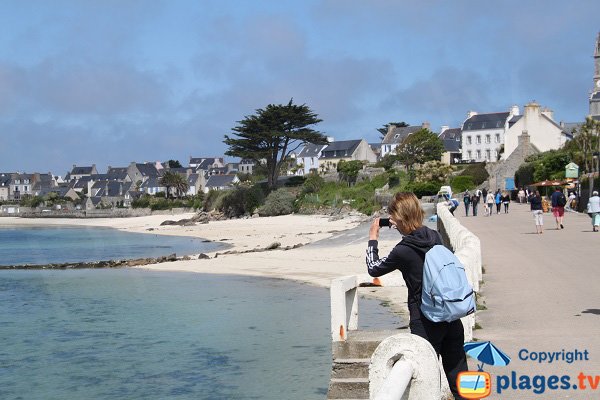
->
[455, 202, 600, 399]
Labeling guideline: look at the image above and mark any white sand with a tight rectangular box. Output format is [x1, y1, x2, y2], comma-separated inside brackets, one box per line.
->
[1, 212, 409, 316]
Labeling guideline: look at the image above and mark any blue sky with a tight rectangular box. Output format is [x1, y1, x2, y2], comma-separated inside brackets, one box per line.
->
[1, 0, 599, 176]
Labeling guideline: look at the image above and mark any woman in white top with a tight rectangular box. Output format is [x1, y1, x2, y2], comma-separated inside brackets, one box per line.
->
[485, 192, 494, 216]
[587, 191, 600, 232]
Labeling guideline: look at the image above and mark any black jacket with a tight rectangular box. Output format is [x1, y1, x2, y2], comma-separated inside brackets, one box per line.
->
[366, 226, 442, 321]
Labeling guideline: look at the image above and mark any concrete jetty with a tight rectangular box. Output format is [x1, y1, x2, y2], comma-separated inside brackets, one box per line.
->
[456, 203, 600, 399]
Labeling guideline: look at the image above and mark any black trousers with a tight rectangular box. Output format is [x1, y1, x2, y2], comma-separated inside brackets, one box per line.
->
[410, 315, 469, 400]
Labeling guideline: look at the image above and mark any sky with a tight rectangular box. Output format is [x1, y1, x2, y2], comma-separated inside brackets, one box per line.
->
[1, 0, 599, 176]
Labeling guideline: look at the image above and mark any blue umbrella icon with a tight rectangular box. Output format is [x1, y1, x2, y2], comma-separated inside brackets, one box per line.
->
[464, 341, 511, 371]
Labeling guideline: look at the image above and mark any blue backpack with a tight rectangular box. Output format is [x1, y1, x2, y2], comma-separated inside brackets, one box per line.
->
[421, 245, 475, 322]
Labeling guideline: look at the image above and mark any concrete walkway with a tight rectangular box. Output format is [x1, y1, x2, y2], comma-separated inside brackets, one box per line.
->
[456, 202, 600, 399]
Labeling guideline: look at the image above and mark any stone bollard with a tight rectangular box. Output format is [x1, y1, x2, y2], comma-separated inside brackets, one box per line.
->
[369, 333, 453, 400]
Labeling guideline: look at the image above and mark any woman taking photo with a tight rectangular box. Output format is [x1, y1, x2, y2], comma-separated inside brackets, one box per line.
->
[366, 192, 468, 399]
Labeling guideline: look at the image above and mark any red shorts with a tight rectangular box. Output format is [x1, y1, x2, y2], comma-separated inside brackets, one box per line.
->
[553, 206, 565, 217]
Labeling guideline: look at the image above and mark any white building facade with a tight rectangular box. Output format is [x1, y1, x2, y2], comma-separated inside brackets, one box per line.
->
[461, 106, 519, 162]
[503, 102, 570, 159]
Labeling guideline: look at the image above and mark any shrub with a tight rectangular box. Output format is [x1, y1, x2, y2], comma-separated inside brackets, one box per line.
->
[414, 161, 454, 184]
[451, 176, 475, 193]
[302, 173, 325, 193]
[284, 176, 306, 187]
[258, 189, 297, 216]
[459, 162, 488, 185]
[219, 186, 265, 217]
[131, 195, 151, 209]
[407, 181, 440, 198]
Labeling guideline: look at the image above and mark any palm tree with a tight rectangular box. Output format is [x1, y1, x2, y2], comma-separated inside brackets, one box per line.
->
[172, 173, 189, 198]
[159, 171, 179, 199]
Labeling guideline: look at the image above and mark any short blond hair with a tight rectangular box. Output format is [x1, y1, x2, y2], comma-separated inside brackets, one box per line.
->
[388, 192, 424, 234]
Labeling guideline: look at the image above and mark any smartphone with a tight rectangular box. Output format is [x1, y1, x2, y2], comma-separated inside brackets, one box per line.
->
[378, 218, 390, 227]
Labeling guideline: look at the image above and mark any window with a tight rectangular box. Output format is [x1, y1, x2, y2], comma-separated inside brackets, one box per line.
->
[476, 150, 481, 159]
[476, 136, 481, 144]
[467, 136, 472, 145]
[485, 135, 491, 144]
[467, 151, 472, 159]
[495, 134, 500, 143]
[467, 123, 472, 129]
[14, 179, 20, 184]
[496, 121, 501, 128]
[481, 122, 486, 129]
[486, 150, 491, 160]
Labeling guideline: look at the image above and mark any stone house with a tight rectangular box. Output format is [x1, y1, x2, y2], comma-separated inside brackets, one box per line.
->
[486, 131, 540, 191]
[0, 173, 11, 201]
[319, 139, 377, 171]
[239, 159, 256, 174]
[88, 181, 135, 208]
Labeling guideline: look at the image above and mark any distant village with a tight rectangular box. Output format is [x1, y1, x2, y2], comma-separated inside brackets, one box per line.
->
[3, 35, 600, 213]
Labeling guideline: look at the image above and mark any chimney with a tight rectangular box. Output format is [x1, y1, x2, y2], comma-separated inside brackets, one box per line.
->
[519, 130, 531, 158]
[510, 105, 520, 116]
[327, 136, 335, 143]
[524, 102, 540, 120]
[105, 182, 109, 196]
[87, 181, 93, 198]
[467, 110, 478, 119]
[421, 122, 430, 130]
[119, 183, 123, 196]
[541, 107, 554, 121]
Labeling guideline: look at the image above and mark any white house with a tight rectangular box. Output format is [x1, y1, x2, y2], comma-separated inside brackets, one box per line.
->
[296, 143, 328, 175]
[203, 175, 240, 193]
[380, 123, 430, 158]
[502, 102, 571, 160]
[461, 106, 519, 162]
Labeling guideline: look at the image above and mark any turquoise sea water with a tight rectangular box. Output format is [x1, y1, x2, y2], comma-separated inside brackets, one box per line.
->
[0, 270, 401, 400]
[0, 226, 223, 266]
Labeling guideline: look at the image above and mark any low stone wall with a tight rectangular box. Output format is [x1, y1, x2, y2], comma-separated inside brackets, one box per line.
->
[436, 203, 482, 342]
[11, 207, 195, 218]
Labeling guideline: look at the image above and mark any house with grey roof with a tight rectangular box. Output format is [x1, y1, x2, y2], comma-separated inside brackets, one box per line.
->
[380, 123, 430, 158]
[127, 162, 160, 185]
[461, 107, 518, 162]
[89, 181, 135, 208]
[187, 173, 205, 196]
[140, 176, 166, 196]
[67, 164, 97, 181]
[297, 143, 328, 175]
[238, 159, 256, 175]
[106, 167, 131, 182]
[439, 127, 462, 165]
[319, 139, 377, 171]
[0, 173, 11, 201]
[203, 174, 240, 193]
[189, 157, 225, 171]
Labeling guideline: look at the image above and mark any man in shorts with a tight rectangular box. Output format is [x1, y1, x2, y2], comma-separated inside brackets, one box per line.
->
[550, 188, 566, 229]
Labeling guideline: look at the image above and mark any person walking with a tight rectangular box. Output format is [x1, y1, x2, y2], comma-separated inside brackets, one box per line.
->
[471, 191, 479, 217]
[502, 192, 510, 213]
[463, 191, 471, 216]
[530, 190, 544, 234]
[587, 190, 600, 232]
[550, 187, 566, 230]
[518, 188, 526, 204]
[495, 189, 502, 214]
[366, 192, 469, 399]
[567, 192, 577, 211]
[486, 191, 494, 216]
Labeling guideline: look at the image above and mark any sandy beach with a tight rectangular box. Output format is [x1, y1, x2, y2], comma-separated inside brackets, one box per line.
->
[2, 212, 410, 318]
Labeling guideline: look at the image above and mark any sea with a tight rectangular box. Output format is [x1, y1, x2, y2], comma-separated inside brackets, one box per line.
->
[0, 227, 402, 400]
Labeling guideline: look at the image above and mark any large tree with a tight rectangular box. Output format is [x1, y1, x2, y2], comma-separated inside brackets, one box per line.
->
[224, 100, 327, 190]
[395, 128, 444, 170]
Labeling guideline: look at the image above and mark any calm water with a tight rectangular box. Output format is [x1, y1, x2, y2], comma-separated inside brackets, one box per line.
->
[0, 270, 402, 400]
[0, 226, 223, 266]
